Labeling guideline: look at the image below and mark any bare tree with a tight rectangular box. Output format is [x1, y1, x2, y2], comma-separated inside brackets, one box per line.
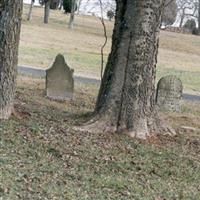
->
[177, 0, 198, 27]
[69, 0, 77, 29]
[198, 0, 200, 33]
[27, 0, 35, 21]
[77, 0, 83, 14]
[59, 0, 63, 10]
[162, 0, 177, 26]
[44, 0, 51, 24]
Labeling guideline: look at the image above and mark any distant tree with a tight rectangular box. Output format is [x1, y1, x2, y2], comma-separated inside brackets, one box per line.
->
[107, 10, 115, 21]
[27, 0, 35, 21]
[77, 0, 83, 14]
[59, 0, 63, 10]
[184, 18, 196, 29]
[63, 0, 72, 13]
[177, 0, 198, 27]
[162, 0, 177, 26]
[68, 0, 78, 29]
[44, 0, 51, 23]
[39, 0, 45, 5]
[198, 0, 200, 34]
[184, 19, 199, 34]
[50, 0, 60, 9]
[0, 0, 23, 119]
[39, 0, 51, 23]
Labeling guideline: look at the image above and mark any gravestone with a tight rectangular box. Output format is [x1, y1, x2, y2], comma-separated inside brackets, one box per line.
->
[156, 75, 183, 112]
[46, 54, 74, 100]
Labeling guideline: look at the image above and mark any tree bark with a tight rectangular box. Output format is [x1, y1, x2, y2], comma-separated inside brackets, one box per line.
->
[68, 0, 77, 29]
[87, 0, 165, 139]
[44, 0, 50, 24]
[27, 0, 35, 21]
[179, 8, 186, 28]
[0, 0, 23, 119]
[198, 0, 200, 34]
[59, 0, 63, 10]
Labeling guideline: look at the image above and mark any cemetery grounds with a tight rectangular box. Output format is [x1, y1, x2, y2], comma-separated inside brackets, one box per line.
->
[1, 4, 200, 200]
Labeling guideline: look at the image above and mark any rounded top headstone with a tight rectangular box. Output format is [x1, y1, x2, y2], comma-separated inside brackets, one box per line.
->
[45, 54, 74, 101]
[54, 54, 65, 65]
[157, 75, 183, 92]
[156, 75, 183, 112]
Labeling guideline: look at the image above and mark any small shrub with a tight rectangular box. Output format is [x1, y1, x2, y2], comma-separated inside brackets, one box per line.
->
[39, 0, 44, 6]
[184, 19, 196, 31]
[192, 27, 199, 35]
[63, 0, 77, 13]
[107, 10, 115, 21]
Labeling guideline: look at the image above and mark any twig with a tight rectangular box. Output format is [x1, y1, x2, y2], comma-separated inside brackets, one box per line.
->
[98, 0, 108, 81]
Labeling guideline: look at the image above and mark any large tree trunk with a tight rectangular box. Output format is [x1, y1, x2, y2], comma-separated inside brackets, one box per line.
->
[27, 0, 35, 21]
[0, 0, 23, 119]
[68, 0, 77, 29]
[86, 0, 165, 139]
[44, 0, 50, 24]
[198, 0, 200, 34]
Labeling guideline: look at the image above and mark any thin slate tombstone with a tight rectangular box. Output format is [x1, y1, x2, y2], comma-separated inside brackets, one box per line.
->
[46, 54, 74, 100]
[156, 75, 183, 112]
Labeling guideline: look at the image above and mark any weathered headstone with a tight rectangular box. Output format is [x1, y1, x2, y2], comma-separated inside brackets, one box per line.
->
[156, 75, 183, 112]
[46, 54, 74, 100]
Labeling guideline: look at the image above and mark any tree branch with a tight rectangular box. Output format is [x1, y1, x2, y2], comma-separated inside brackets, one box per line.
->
[98, 0, 108, 81]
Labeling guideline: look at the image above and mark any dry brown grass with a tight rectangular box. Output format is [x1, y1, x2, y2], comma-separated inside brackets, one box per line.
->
[159, 31, 200, 72]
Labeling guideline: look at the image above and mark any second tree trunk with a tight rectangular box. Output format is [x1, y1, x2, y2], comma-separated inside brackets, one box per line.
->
[94, 0, 164, 139]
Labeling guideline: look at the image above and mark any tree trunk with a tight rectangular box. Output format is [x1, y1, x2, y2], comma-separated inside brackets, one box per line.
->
[198, 0, 200, 34]
[27, 0, 35, 21]
[68, 0, 77, 29]
[86, 0, 165, 139]
[59, 0, 63, 10]
[0, 0, 23, 119]
[44, 0, 50, 24]
[77, 0, 82, 14]
[179, 9, 185, 28]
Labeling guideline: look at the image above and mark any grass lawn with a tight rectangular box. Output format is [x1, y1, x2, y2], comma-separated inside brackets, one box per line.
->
[1, 76, 200, 199]
[20, 5, 200, 93]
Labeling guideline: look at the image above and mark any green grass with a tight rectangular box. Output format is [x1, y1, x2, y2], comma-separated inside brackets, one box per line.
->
[1, 76, 200, 199]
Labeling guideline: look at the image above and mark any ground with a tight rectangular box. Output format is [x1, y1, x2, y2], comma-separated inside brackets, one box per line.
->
[1, 4, 200, 200]
[20, 4, 200, 93]
[1, 76, 200, 199]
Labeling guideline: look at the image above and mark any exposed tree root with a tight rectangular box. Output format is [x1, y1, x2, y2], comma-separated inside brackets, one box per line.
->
[157, 116, 176, 136]
[74, 114, 176, 140]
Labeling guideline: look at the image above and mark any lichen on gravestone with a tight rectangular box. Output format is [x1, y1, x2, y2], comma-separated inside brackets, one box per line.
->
[45, 54, 74, 101]
[156, 75, 183, 112]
